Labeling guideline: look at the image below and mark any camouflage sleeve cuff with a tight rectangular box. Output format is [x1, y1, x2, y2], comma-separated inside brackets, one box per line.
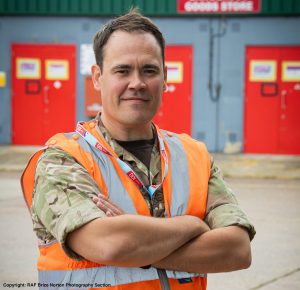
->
[205, 203, 256, 241]
[56, 209, 106, 260]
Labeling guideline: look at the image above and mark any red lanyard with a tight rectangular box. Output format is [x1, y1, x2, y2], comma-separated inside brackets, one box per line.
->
[76, 122, 168, 198]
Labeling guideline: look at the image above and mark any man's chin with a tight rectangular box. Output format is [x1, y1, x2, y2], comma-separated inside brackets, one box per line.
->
[121, 113, 154, 127]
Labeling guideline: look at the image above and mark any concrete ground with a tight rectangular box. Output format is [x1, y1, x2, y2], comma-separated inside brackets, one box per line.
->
[208, 178, 300, 290]
[0, 171, 39, 287]
[0, 146, 300, 289]
[1, 145, 300, 180]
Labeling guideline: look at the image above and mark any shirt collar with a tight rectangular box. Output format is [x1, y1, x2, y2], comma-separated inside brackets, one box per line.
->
[94, 113, 159, 161]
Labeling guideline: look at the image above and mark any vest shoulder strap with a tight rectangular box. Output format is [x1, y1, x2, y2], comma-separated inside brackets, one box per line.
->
[21, 132, 108, 209]
[21, 148, 46, 210]
[178, 133, 211, 218]
[46, 133, 108, 196]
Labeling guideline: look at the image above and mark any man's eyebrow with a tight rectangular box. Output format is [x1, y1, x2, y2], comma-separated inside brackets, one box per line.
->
[111, 64, 131, 71]
[111, 64, 161, 71]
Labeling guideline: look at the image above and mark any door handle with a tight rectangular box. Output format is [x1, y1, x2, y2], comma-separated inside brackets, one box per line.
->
[44, 85, 49, 105]
[281, 90, 287, 110]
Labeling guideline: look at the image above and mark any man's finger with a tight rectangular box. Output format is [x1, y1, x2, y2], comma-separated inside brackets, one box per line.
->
[91, 196, 112, 214]
[98, 194, 124, 215]
[92, 194, 125, 215]
[92, 196, 99, 204]
[98, 193, 109, 201]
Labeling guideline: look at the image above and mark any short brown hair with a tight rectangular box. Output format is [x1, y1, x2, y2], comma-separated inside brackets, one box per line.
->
[93, 8, 165, 69]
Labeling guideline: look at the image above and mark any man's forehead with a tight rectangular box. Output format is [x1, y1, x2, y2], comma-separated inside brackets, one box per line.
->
[108, 29, 155, 40]
[103, 30, 160, 52]
[102, 31, 163, 65]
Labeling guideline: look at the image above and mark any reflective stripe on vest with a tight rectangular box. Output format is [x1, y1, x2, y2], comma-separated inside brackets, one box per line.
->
[38, 266, 205, 289]
[163, 133, 190, 216]
[21, 121, 210, 290]
[66, 132, 139, 215]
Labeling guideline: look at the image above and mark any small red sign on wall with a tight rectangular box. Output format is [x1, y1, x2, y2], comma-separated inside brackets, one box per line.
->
[177, 0, 260, 14]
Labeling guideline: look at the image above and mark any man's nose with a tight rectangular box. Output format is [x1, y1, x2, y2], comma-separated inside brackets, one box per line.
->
[128, 72, 146, 90]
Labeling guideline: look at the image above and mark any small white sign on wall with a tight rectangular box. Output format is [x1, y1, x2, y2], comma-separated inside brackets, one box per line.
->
[250, 60, 277, 82]
[282, 61, 300, 82]
[45, 60, 69, 80]
[80, 44, 94, 75]
[166, 62, 183, 83]
[16, 58, 41, 79]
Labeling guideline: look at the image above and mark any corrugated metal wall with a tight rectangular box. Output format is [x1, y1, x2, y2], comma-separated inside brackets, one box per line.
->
[0, 0, 300, 16]
[0, 0, 175, 16]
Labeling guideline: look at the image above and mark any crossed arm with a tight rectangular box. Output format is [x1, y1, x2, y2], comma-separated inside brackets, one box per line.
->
[67, 194, 251, 273]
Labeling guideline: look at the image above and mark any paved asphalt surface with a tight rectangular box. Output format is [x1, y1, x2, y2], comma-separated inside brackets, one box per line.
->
[0, 171, 299, 290]
[0, 146, 300, 289]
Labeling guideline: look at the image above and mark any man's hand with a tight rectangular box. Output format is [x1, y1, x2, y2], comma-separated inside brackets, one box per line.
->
[92, 194, 125, 216]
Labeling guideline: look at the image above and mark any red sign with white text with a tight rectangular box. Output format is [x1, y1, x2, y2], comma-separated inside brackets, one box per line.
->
[177, 0, 260, 13]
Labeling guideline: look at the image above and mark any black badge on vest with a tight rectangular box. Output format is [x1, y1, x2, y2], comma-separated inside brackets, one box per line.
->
[178, 278, 193, 284]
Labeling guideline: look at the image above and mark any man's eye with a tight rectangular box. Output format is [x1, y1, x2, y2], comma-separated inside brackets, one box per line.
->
[116, 70, 128, 74]
[144, 69, 158, 75]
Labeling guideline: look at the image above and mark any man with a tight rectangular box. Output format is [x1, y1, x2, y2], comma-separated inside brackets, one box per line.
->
[22, 9, 255, 290]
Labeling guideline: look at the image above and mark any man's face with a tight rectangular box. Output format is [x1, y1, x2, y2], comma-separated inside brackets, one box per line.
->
[92, 30, 166, 128]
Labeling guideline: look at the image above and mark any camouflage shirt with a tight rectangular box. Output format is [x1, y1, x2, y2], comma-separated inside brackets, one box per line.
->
[32, 119, 256, 260]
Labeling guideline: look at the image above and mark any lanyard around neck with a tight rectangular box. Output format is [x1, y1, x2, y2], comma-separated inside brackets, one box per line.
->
[76, 122, 168, 198]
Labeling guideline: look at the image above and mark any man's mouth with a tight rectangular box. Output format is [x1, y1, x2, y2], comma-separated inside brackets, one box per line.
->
[121, 97, 150, 102]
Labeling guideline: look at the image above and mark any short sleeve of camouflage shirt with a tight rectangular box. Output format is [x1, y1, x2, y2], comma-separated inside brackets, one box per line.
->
[205, 159, 256, 240]
[32, 147, 106, 260]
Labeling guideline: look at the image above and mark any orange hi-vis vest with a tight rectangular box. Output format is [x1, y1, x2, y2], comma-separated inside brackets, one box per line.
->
[21, 120, 211, 290]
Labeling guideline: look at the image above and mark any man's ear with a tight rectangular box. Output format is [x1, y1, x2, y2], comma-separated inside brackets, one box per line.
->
[163, 65, 168, 91]
[91, 64, 102, 91]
